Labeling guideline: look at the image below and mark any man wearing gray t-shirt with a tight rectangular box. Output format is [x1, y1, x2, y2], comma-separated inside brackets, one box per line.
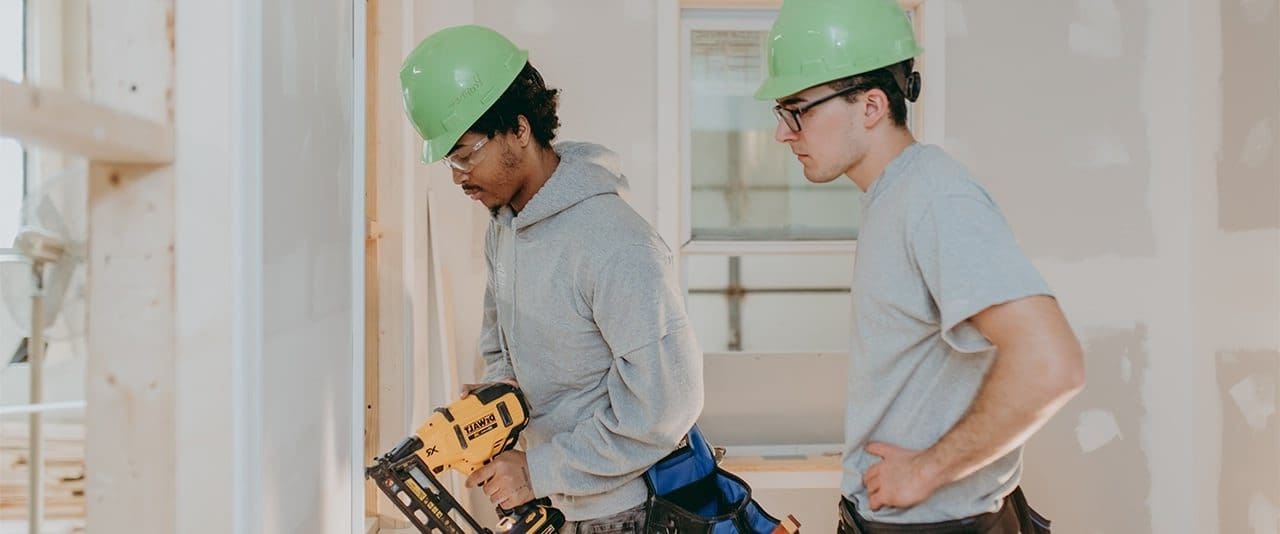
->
[756, 1, 1085, 532]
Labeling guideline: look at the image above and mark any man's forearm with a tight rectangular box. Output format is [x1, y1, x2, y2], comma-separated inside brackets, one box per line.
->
[919, 343, 1083, 487]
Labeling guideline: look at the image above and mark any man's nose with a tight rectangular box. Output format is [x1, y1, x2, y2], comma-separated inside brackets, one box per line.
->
[775, 119, 798, 143]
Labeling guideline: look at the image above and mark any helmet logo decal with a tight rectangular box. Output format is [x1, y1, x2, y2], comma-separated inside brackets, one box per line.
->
[451, 74, 483, 109]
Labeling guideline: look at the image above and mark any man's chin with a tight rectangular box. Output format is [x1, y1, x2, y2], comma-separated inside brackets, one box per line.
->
[803, 168, 841, 184]
[484, 199, 508, 215]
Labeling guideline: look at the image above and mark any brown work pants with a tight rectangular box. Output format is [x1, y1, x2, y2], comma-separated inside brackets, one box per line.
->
[837, 487, 1051, 534]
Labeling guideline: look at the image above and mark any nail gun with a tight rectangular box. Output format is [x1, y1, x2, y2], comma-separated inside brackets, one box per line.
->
[366, 382, 565, 534]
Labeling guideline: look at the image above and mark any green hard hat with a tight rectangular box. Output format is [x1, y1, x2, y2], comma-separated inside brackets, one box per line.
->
[400, 25, 529, 163]
[754, 0, 922, 101]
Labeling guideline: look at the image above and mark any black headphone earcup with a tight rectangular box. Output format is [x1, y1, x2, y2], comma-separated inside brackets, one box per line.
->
[906, 71, 922, 102]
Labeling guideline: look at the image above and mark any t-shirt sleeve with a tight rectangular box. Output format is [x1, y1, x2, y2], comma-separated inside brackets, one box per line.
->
[909, 189, 1053, 353]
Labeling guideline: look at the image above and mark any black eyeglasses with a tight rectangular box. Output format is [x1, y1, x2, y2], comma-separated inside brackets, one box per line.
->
[773, 85, 864, 133]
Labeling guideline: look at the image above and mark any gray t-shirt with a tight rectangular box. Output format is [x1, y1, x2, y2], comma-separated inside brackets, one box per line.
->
[843, 143, 1052, 523]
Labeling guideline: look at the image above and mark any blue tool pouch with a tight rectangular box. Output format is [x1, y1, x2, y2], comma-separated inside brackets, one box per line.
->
[643, 424, 792, 533]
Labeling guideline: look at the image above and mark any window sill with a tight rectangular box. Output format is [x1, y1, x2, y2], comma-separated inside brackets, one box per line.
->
[682, 240, 857, 256]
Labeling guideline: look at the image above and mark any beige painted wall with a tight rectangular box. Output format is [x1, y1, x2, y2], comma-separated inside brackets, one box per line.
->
[405, 0, 1279, 532]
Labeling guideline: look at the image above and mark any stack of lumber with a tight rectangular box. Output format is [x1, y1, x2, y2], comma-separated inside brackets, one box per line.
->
[0, 421, 86, 523]
[0, 518, 85, 534]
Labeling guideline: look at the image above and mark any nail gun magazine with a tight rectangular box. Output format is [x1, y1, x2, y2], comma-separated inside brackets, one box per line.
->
[366, 382, 564, 534]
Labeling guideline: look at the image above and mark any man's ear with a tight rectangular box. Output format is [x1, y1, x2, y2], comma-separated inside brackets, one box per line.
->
[861, 88, 891, 129]
[516, 115, 531, 147]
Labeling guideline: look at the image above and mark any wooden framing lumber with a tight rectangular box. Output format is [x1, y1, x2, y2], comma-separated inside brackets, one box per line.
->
[0, 422, 86, 521]
[83, 1, 177, 533]
[720, 452, 841, 473]
[0, 79, 173, 164]
[720, 452, 842, 490]
[363, 0, 382, 517]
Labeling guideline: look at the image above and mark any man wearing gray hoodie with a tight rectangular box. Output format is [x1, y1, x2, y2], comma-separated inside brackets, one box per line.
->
[400, 25, 704, 531]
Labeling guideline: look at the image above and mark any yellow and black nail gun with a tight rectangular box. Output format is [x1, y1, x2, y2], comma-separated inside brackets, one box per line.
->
[366, 382, 565, 534]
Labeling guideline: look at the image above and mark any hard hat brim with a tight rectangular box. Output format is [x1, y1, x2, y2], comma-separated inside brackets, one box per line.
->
[753, 47, 923, 102]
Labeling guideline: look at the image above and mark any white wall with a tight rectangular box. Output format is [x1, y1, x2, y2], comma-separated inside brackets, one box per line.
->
[177, 0, 364, 531]
[259, 0, 358, 532]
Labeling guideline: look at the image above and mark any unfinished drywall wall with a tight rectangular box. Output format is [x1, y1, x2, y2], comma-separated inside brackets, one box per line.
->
[950, 0, 1280, 532]
[945, 1, 1156, 260]
[1022, 326, 1152, 534]
[1197, 0, 1280, 531]
[473, 0, 660, 226]
[1218, 0, 1279, 231]
[946, 6, 1177, 529]
[700, 352, 846, 446]
[260, 0, 357, 531]
[1217, 350, 1280, 534]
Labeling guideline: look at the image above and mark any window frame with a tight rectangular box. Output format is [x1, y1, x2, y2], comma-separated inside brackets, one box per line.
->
[675, 2, 943, 256]
[657, 0, 946, 353]
[678, 9, 860, 256]
[22, 0, 80, 187]
[18, 0, 27, 188]
[1, 0, 29, 248]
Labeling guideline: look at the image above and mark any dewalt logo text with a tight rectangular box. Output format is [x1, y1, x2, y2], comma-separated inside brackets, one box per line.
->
[465, 414, 496, 435]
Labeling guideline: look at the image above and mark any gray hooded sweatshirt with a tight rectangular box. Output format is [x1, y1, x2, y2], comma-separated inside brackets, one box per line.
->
[477, 141, 704, 521]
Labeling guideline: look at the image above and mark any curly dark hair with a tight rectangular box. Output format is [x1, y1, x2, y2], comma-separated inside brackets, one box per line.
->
[828, 59, 919, 127]
[468, 62, 561, 147]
